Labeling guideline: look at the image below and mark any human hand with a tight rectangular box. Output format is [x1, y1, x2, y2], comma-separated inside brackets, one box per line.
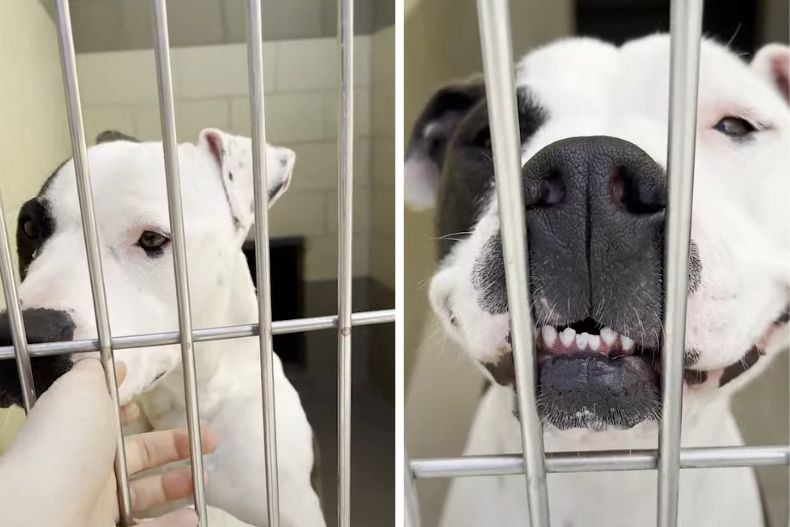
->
[0, 359, 216, 527]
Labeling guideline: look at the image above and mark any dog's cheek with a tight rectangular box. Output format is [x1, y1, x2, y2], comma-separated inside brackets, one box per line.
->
[429, 266, 460, 330]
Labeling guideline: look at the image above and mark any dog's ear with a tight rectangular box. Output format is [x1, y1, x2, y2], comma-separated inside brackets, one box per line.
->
[751, 44, 789, 105]
[198, 128, 295, 233]
[405, 77, 485, 210]
[95, 130, 140, 144]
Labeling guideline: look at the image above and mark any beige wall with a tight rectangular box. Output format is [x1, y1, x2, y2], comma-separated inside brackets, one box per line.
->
[370, 25, 396, 288]
[0, 0, 71, 453]
[0, 1, 70, 255]
[75, 36, 384, 283]
[761, 0, 790, 44]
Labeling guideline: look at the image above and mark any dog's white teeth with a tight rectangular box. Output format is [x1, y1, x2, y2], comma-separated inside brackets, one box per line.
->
[575, 333, 588, 349]
[600, 327, 617, 345]
[541, 326, 557, 348]
[588, 334, 601, 351]
[621, 335, 635, 352]
[559, 327, 576, 347]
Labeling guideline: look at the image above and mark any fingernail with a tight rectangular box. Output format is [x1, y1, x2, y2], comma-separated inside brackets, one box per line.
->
[115, 361, 127, 384]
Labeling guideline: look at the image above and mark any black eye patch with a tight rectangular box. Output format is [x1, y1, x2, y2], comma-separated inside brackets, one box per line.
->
[16, 198, 55, 278]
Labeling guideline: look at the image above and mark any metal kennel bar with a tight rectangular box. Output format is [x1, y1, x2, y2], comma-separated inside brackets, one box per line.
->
[411, 445, 790, 478]
[0, 189, 36, 412]
[658, 0, 704, 525]
[407, 0, 790, 526]
[337, 0, 355, 524]
[247, 0, 281, 524]
[475, 0, 550, 526]
[151, 0, 209, 523]
[0, 2, 394, 527]
[0, 310, 395, 360]
[53, 1, 135, 525]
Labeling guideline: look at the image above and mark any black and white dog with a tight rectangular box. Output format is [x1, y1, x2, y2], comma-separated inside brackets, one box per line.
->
[0, 129, 325, 526]
[406, 35, 789, 526]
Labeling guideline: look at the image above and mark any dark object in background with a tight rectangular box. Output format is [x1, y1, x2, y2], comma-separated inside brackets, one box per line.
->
[242, 236, 306, 367]
[576, 0, 758, 55]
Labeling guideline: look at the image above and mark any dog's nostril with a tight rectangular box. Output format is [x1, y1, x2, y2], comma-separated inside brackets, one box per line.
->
[525, 171, 566, 209]
[610, 166, 664, 215]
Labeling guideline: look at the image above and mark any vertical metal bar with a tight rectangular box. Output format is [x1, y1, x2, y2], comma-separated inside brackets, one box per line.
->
[657, 1, 704, 526]
[475, 1, 551, 525]
[150, 1, 208, 524]
[0, 188, 36, 411]
[405, 456, 422, 527]
[337, 0, 355, 525]
[53, 1, 133, 524]
[246, 1, 281, 525]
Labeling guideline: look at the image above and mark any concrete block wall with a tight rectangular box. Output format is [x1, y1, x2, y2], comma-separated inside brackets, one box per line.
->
[370, 25, 395, 288]
[76, 33, 393, 282]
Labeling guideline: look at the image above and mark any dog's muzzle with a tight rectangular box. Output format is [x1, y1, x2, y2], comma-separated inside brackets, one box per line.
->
[480, 136, 667, 429]
[0, 308, 76, 407]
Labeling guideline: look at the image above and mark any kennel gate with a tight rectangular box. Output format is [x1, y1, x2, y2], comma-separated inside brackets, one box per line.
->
[405, 0, 790, 526]
[0, 1, 395, 526]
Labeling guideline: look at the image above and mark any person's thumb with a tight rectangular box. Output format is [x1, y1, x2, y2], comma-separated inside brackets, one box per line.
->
[0, 359, 118, 520]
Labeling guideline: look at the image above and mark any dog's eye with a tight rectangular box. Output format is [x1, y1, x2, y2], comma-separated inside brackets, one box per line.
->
[137, 231, 170, 253]
[22, 219, 38, 240]
[714, 117, 757, 138]
[473, 127, 492, 149]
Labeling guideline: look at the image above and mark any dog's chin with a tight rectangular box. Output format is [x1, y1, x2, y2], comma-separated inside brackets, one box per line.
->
[535, 353, 661, 430]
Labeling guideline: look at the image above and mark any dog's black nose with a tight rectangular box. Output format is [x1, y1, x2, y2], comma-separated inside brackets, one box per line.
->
[523, 136, 666, 342]
[0, 308, 76, 408]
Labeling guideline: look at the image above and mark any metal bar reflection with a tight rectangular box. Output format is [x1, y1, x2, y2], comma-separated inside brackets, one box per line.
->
[658, 1, 704, 526]
[246, 0, 281, 524]
[337, 0, 355, 524]
[474, 0, 551, 525]
[53, 1, 133, 524]
[411, 445, 790, 478]
[151, 0, 208, 523]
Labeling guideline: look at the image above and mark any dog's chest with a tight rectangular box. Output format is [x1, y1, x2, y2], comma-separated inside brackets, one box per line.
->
[136, 373, 225, 429]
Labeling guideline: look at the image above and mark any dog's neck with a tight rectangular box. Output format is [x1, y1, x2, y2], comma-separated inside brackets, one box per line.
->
[140, 248, 279, 426]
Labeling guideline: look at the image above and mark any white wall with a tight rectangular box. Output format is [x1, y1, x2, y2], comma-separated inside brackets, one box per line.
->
[76, 36, 383, 282]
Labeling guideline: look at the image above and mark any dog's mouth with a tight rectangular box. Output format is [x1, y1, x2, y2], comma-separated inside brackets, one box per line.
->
[484, 317, 664, 430]
[534, 318, 663, 430]
[483, 312, 780, 430]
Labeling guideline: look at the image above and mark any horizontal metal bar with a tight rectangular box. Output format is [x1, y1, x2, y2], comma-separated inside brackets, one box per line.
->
[0, 309, 395, 359]
[411, 446, 790, 479]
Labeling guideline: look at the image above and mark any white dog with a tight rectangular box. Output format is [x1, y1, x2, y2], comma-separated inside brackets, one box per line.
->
[406, 35, 789, 526]
[0, 129, 326, 526]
